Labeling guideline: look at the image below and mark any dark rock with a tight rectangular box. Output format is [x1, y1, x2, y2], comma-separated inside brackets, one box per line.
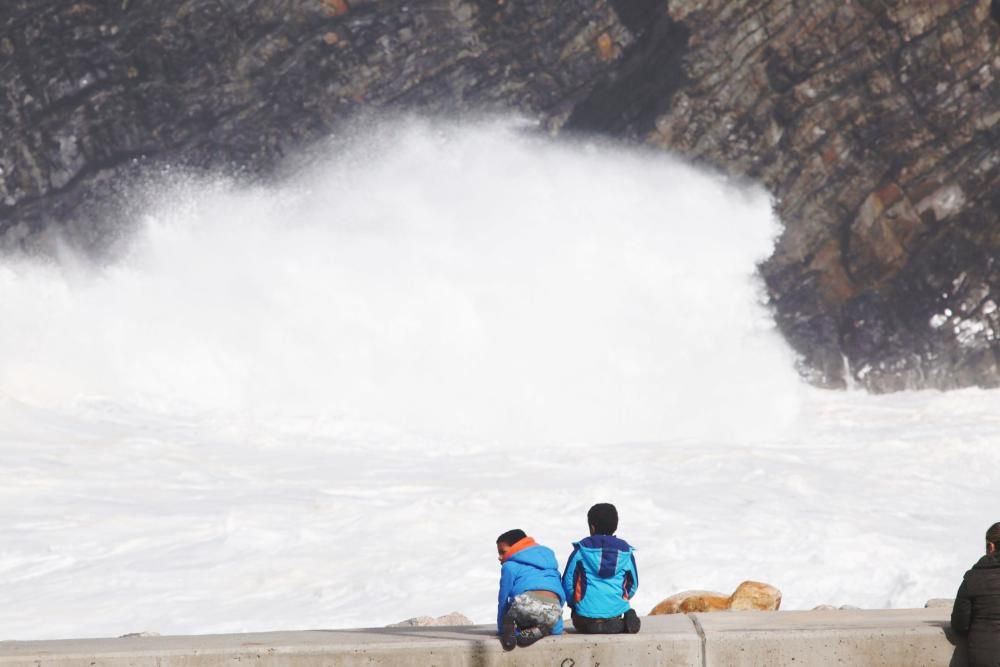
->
[1, 0, 997, 392]
[1, 0, 632, 251]
[593, 0, 1000, 392]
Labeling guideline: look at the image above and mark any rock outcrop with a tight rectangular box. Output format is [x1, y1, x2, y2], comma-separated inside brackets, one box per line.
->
[2, 0, 997, 391]
[0, 0, 631, 250]
[568, 0, 1000, 391]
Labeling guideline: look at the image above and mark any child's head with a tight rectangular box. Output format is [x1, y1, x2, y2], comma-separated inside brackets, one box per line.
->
[496, 528, 527, 561]
[587, 503, 618, 536]
[987, 522, 1000, 555]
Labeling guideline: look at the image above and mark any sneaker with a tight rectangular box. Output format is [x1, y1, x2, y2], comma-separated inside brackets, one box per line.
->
[500, 610, 517, 651]
[515, 626, 549, 648]
[623, 609, 641, 634]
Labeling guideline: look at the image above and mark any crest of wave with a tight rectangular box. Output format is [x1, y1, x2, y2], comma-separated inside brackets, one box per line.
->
[0, 118, 802, 444]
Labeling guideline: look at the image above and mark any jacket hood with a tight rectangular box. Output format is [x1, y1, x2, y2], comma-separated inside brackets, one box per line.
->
[504, 537, 559, 571]
[575, 534, 633, 579]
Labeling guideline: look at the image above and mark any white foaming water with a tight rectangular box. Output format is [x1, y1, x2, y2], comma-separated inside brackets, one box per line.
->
[0, 118, 799, 445]
[0, 119, 998, 641]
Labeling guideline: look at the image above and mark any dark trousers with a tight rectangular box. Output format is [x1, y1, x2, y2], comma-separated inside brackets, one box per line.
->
[571, 611, 625, 634]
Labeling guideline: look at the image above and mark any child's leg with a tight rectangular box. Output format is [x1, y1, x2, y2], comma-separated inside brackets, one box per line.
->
[499, 609, 517, 651]
[509, 593, 562, 646]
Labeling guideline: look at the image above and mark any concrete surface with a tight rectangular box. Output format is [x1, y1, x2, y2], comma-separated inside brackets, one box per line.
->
[697, 608, 966, 666]
[0, 609, 966, 667]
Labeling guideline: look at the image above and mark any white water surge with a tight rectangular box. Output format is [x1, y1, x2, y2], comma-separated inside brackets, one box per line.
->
[0, 119, 997, 640]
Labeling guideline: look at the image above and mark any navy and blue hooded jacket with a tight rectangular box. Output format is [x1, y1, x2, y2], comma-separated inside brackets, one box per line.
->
[562, 534, 638, 619]
[496, 537, 565, 634]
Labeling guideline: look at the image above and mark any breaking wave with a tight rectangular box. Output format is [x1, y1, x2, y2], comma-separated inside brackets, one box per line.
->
[0, 118, 802, 444]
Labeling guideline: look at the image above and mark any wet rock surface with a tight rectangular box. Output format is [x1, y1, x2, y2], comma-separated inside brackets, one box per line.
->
[1, 0, 997, 391]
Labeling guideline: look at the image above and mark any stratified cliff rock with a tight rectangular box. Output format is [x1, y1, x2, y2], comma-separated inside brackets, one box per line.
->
[569, 0, 999, 391]
[0, 0, 631, 247]
[1, 0, 998, 391]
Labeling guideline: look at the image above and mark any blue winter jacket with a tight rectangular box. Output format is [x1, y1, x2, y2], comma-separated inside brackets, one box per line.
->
[496, 537, 565, 634]
[562, 534, 638, 619]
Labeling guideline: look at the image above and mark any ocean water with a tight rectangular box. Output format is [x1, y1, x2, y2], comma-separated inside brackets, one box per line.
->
[0, 119, 996, 640]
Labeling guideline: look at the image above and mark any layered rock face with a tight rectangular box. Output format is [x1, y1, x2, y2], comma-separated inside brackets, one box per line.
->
[0, 0, 631, 249]
[1, 0, 997, 391]
[568, 0, 1000, 391]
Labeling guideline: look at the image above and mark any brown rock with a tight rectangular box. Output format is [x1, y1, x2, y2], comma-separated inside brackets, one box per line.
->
[596, 33, 615, 61]
[649, 590, 731, 615]
[728, 580, 782, 611]
[323, 0, 349, 17]
[650, 580, 782, 614]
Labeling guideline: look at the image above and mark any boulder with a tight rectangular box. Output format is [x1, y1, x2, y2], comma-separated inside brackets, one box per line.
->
[649, 590, 730, 615]
[728, 580, 782, 611]
[387, 612, 474, 627]
[650, 580, 782, 614]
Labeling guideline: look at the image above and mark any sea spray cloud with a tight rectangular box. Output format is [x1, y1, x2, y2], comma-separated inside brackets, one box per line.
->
[0, 118, 801, 444]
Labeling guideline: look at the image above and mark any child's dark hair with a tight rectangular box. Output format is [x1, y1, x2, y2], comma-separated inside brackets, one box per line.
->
[497, 529, 527, 546]
[987, 522, 1000, 546]
[588, 503, 618, 535]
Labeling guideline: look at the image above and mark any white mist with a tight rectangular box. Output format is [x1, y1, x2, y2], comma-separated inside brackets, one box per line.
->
[0, 118, 800, 444]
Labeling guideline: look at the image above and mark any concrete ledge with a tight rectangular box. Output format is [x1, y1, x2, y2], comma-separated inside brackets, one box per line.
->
[697, 609, 965, 667]
[0, 609, 967, 667]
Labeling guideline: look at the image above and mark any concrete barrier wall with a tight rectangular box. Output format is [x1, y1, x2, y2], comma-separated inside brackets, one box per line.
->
[0, 609, 968, 667]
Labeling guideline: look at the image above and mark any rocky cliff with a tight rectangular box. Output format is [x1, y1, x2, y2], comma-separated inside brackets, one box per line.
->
[2, 0, 998, 391]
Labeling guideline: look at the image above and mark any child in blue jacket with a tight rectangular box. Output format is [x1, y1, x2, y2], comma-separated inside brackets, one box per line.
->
[562, 503, 641, 634]
[496, 529, 565, 650]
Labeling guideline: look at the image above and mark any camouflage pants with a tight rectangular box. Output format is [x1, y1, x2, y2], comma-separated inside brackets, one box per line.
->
[509, 592, 562, 631]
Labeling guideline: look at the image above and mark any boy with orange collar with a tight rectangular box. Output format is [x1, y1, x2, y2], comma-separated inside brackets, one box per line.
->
[496, 529, 565, 650]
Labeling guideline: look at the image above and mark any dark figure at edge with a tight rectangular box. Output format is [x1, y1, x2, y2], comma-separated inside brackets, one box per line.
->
[952, 522, 1000, 667]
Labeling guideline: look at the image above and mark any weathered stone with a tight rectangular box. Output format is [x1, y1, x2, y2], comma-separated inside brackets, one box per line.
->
[0, 0, 632, 252]
[387, 612, 474, 627]
[650, 581, 782, 614]
[322, 0, 350, 18]
[728, 580, 782, 611]
[649, 590, 731, 615]
[569, 0, 999, 392]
